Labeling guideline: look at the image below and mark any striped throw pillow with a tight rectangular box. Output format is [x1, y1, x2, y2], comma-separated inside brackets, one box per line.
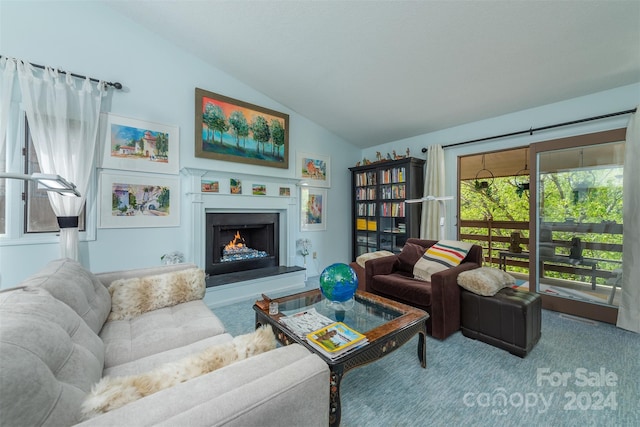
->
[413, 240, 473, 281]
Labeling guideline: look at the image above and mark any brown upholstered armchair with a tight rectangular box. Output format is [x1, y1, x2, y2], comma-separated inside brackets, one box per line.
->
[364, 238, 483, 339]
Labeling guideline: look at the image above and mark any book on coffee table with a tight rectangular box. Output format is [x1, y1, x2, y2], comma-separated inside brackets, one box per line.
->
[306, 322, 368, 359]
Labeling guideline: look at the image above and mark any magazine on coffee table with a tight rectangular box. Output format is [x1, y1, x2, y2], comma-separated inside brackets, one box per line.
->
[279, 308, 334, 339]
[306, 322, 368, 359]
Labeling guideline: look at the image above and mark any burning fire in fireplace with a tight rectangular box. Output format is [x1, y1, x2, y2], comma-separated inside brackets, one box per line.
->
[225, 231, 246, 251]
[221, 231, 269, 262]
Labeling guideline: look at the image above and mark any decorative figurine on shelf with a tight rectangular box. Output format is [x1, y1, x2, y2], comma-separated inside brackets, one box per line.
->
[375, 151, 383, 162]
[509, 232, 522, 253]
[406, 147, 411, 157]
[386, 152, 393, 160]
[319, 263, 358, 311]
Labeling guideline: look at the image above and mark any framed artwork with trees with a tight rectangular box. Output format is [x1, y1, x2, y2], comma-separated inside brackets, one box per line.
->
[195, 88, 289, 169]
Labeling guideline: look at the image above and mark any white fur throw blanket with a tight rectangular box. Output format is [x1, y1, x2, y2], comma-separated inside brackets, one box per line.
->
[81, 325, 276, 419]
[108, 268, 206, 321]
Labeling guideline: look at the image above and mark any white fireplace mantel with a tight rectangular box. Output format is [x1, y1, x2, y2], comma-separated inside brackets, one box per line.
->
[181, 167, 303, 268]
[181, 168, 306, 305]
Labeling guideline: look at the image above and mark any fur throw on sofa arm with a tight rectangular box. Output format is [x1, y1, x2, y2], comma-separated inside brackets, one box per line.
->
[108, 268, 206, 321]
[81, 325, 277, 419]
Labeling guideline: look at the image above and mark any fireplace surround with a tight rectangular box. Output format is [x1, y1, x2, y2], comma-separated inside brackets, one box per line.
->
[183, 168, 306, 306]
[205, 212, 279, 277]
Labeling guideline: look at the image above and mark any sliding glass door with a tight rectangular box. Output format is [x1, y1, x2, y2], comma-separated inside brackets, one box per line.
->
[530, 129, 625, 322]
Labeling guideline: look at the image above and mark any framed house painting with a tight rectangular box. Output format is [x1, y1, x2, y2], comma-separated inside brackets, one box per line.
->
[296, 152, 330, 187]
[99, 172, 180, 228]
[195, 88, 289, 169]
[300, 187, 327, 231]
[101, 113, 180, 174]
[201, 179, 219, 193]
[252, 184, 267, 195]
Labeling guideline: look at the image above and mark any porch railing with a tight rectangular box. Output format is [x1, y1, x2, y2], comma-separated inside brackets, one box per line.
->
[459, 219, 623, 286]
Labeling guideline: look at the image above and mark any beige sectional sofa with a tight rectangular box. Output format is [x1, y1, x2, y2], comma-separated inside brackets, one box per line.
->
[0, 259, 329, 426]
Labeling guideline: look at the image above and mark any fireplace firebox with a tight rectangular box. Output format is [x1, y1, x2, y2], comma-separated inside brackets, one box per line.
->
[205, 212, 279, 278]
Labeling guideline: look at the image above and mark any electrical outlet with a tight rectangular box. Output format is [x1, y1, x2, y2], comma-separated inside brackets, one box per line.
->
[313, 252, 317, 259]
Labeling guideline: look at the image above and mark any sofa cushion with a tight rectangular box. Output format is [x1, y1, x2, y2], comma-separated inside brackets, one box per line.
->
[457, 266, 516, 296]
[21, 258, 111, 334]
[397, 242, 427, 273]
[370, 272, 432, 308]
[413, 240, 473, 281]
[104, 333, 234, 377]
[107, 268, 206, 321]
[99, 300, 226, 368]
[0, 287, 104, 426]
[82, 326, 276, 419]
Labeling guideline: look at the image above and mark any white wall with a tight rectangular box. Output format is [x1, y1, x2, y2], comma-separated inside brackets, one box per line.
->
[364, 83, 640, 239]
[0, 1, 360, 287]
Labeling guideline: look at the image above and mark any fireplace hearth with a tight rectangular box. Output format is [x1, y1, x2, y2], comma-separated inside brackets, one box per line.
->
[206, 212, 279, 279]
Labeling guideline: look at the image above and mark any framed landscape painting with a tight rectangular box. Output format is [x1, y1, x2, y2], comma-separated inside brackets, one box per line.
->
[195, 88, 289, 169]
[101, 113, 179, 174]
[296, 152, 330, 187]
[301, 187, 327, 231]
[99, 172, 180, 228]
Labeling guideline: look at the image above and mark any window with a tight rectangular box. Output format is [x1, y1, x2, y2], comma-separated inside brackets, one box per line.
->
[24, 122, 85, 233]
[1, 115, 92, 242]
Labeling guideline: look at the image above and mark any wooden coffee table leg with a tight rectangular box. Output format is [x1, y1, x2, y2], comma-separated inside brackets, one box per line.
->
[328, 365, 345, 427]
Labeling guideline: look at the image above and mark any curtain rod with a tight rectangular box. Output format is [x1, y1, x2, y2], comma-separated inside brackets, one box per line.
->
[1, 55, 123, 90]
[421, 107, 637, 153]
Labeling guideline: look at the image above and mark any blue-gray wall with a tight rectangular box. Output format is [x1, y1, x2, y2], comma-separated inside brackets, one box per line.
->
[0, 0, 360, 287]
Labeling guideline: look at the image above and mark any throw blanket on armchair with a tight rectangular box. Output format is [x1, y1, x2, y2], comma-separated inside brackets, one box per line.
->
[413, 240, 473, 281]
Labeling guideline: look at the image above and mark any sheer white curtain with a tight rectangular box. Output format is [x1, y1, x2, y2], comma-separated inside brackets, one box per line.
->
[16, 61, 105, 260]
[0, 57, 17, 172]
[617, 109, 639, 333]
[420, 144, 445, 240]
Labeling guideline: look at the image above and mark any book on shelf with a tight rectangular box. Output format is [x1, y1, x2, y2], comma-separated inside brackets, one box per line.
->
[306, 322, 368, 359]
[278, 308, 334, 339]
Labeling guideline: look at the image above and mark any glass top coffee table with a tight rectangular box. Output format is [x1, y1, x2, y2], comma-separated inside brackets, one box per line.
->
[254, 289, 429, 427]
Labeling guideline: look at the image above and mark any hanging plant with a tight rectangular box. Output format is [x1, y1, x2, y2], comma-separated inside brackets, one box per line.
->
[473, 154, 495, 196]
[513, 148, 530, 198]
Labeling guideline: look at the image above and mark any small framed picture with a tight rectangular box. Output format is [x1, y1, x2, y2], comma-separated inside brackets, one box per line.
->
[230, 178, 242, 194]
[99, 172, 180, 228]
[296, 152, 330, 187]
[201, 179, 219, 193]
[100, 113, 179, 174]
[279, 187, 291, 197]
[301, 187, 327, 231]
[252, 184, 267, 195]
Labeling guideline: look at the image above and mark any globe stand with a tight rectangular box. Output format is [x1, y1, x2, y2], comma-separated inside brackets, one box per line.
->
[325, 298, 355, 322]
[325, 298, 355, 312]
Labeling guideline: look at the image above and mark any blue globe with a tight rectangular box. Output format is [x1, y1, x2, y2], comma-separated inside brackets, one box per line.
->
[319, 263, 358, 302]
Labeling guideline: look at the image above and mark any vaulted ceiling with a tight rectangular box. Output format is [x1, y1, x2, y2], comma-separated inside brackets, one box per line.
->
[104, 0, 640, 148]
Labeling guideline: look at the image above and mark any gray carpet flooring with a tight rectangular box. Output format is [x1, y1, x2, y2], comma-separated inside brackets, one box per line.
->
[211, 280, 639, 426]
